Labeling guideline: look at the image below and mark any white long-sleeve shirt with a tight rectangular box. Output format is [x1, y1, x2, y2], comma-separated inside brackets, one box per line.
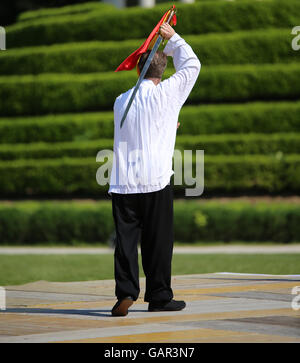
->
[108, 33, 201, 194]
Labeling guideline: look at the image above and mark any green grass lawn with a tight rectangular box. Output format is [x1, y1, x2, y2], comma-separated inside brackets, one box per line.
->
[0, 254, 299, 286]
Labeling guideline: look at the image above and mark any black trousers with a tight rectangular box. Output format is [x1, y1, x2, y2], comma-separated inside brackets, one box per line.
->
[111, 184, 174, 303]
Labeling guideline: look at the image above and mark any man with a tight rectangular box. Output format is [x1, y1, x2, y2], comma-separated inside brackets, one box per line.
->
[109, 23, 201, 316]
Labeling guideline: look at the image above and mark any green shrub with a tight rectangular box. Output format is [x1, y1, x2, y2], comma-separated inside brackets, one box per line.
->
[0, 154, 299, 197]
[173, 200, 300, 243]
[0, 199, 299, 244]
[1, 101, 299, 144]
[0, 111, 114, 143]
[184, 154, 300, 195]
[0, 72, 126, 117]
[177, 101, 300, 136]
[0, 201, 113, 245]
[188, 63, 300, 104]
[0, 139, 113, 160]
[0, 207, 32, 244]
[0, 133, 299, 160]
[175, 133, 300, 155]
[1, 29, 297, 75]
[6, 0, 300, 47]
[18, 2, 114, 23]
[0, 157, 105, 197]
[1, 63, 300, 117]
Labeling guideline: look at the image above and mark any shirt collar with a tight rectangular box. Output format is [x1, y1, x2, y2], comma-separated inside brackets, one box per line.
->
[141, 79, 156, 87]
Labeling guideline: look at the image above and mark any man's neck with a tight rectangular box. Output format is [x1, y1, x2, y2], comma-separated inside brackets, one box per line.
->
[145, 78, 161, 86]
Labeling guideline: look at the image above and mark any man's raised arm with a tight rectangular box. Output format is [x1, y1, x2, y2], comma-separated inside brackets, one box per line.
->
[159, 23, 201, 106]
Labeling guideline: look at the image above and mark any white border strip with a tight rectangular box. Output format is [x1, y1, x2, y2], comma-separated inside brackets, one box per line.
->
[216, 272, 300, 278]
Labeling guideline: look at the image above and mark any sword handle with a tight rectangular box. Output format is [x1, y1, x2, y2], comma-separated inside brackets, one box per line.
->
[161, 8, 176, 45]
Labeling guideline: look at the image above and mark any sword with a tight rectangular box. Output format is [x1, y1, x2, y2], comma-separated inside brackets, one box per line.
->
[120, 7, 176, 129]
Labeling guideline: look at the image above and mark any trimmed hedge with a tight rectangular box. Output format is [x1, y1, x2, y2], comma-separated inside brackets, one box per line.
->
[0, 139, 113, 160]
[173, 199, 300, 243]
[0, 101, 299, 144]
[0, 199, 299, 244]
[6, 0, 300, 47]
[1, 63, 300, 117]
[17, 2, 114, 23]
[175, 133, 300, 155]
[0, 71, 124, 117]
[177, 101, 300, 136]
[0, 133, 299, 160]
[0, 111, 114, 143]
[0, 154, 299, 197]
[0, 29, 298, 75]
[0, 201, 114, 245]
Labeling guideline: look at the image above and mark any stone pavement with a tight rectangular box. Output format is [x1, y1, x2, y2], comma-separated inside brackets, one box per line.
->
[0, 273, 300, 343]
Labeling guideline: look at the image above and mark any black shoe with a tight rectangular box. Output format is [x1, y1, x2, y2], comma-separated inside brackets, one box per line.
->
[111, 296, 134, 316]
[148, 299, 186, 312]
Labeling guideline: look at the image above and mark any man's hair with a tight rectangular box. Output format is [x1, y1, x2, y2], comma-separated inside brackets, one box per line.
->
[138, 50, 167, 79]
